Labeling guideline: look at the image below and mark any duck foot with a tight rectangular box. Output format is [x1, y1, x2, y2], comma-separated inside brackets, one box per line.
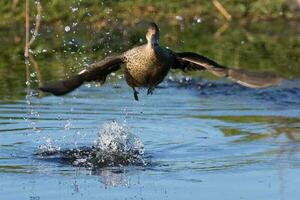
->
[132, 88, 139, 101]
[147, 88, 154, 95]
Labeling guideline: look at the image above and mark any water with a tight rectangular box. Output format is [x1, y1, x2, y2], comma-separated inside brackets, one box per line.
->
[0, 77, 300, 199]
[1, 1, 300, 199]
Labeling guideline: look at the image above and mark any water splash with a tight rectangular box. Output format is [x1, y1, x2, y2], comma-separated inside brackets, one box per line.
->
[95, 121, 144, 156]
[37, 138, 61, 156]
[37, 121, 147, 169]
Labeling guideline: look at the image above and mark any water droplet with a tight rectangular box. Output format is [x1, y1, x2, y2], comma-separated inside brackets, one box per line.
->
[64, 26, 71, 32]
[71, 7, 78, 12]
[86, 83, 91, 88]
[105, 8, 112, 14]
[30, 72, 36, 78]
[118, 75, 124, 79]
[64, 121, 72, 130]
[196, 17, 202, 23]
[176, 15, 183, 21]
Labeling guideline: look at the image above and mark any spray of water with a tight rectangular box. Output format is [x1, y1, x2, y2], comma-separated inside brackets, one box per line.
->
[37, 137, 61, 156]
[95, 121, 144, 156]
[37, 121, 147, 169]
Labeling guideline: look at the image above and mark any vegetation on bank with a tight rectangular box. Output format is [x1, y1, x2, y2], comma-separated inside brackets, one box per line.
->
[0, 0, 298, 28]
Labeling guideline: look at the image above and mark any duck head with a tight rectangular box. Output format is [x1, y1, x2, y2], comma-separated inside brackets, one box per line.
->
[146, 22, 159, 46]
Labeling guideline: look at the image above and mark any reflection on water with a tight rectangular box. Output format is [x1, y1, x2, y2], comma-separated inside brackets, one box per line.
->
[198, 115, 300, 143]
[97, 168, 129, 187]
[1, 18, 300, 100]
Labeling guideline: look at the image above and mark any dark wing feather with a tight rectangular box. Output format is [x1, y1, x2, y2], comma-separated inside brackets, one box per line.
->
[78, 55, 124, 83]
[39, 55, 124, 96]
[174, 52, 281, 88]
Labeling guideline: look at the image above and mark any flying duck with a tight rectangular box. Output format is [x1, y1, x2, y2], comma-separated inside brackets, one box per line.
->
[39, 22, 280, 100]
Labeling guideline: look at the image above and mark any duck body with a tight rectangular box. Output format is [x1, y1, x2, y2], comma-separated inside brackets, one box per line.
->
[123, 44, 175, 89]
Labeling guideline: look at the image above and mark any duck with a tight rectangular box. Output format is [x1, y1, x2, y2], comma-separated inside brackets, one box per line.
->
[39, 22, 280, 101]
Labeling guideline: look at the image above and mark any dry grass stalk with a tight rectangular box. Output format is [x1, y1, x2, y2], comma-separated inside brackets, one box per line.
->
[24, 0, 42, 58]
[212, 0, 232, 21]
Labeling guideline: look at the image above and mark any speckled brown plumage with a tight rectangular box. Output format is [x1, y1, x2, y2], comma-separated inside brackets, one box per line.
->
[39, 22, 281, 101]
[123, 45, 174, 87]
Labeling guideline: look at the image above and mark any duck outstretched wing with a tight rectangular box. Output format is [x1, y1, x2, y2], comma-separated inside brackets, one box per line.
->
[174, 52, 281, 88]
[39, 55, 124, 96]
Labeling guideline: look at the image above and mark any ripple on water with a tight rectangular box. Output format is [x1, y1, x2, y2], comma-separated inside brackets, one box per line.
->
[166, 77, 300, 106]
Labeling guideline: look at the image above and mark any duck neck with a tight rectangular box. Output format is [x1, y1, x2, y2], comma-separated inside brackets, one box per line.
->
[147, 36, 159, 48]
